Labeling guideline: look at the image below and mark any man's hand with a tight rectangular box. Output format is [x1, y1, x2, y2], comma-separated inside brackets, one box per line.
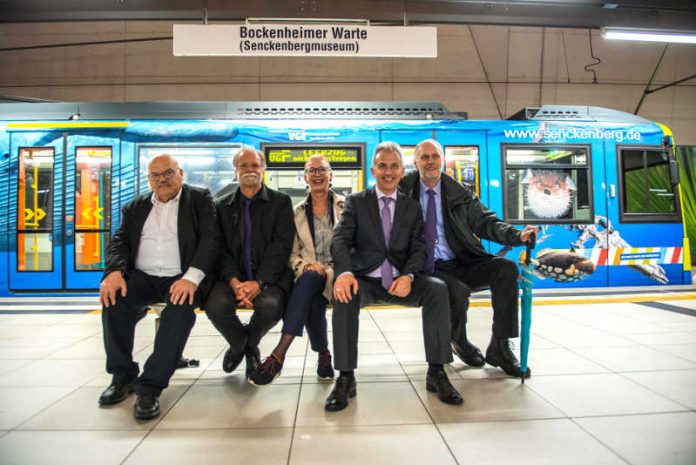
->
[99, 271, 127, 308]
[304, 262, 327, 277]
[229, 280, 261, 307]
[388, 275, 412, 298]
[169, 278, 198, 305]
[520, 225, 539, 244]
[333, 273, 359, 303]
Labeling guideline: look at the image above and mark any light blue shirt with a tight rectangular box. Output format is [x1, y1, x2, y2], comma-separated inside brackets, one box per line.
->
[419, 180, 456, 262]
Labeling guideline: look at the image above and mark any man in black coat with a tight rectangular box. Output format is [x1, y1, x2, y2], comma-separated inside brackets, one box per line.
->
[205, 147, 295, 379]
[99, 154, 218, 420]
[399, 139, 537, 378]
[326, 141, 462, 412]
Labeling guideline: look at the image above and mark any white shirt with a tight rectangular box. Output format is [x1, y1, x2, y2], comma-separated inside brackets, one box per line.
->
[134, 189, 205, 286]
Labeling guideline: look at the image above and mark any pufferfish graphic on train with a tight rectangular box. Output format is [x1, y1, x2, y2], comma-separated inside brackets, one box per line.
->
[521, 169, 576, 219]
[521, 248, 596, 283]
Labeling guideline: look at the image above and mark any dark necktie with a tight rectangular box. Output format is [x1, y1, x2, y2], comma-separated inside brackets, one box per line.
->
[380, 197, 394, 290]
[242, 196, 254, 281]
[424, 189, 437, 274]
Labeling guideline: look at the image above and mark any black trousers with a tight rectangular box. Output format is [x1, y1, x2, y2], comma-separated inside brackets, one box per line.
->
[433, 256, 520, 343]
[205, 281, 285, 352]
[102, 269, 197, 396]
[332, 275, 452, 371]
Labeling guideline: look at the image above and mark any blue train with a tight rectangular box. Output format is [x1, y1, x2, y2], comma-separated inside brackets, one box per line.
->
[0, 101, 690, 296]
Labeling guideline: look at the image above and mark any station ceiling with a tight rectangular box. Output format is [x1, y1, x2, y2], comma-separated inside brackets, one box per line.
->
[0, 0, 695, 31]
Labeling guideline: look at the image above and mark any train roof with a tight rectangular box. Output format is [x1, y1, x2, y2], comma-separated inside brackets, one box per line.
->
[0, 101, 653, 125]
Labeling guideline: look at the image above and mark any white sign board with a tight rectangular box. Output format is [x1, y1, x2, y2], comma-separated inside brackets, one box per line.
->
[173, 24, 437, 57]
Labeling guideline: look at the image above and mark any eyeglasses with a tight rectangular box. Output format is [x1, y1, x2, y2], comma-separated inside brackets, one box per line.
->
[305, 167, 330, 175]
[147, 168, 177, 180]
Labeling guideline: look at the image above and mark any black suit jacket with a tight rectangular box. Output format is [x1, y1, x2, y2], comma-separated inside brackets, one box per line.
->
[399, 171, 523, 259]
[103, 184, 220, 295]
[331, 187, 426, 278]
[215, 184, 295, 292]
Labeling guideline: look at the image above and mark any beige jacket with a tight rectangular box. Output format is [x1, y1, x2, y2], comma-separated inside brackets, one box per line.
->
[289, 191, 346, 301]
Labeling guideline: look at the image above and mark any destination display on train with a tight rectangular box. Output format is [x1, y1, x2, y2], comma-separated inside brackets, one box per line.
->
[264, 145, 363, 168]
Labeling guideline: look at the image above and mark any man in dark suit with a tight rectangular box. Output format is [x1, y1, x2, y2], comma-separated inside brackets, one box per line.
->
[327, 141, 462, 412]
[99, 154, 218, 420]
[205, 147, 295, 379]
[400, 139, 537, 378]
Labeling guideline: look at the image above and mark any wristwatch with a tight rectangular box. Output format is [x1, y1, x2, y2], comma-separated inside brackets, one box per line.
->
[257, 280, 269, 290]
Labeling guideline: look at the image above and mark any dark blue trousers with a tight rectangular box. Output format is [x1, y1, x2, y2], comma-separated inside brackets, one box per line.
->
[282, 271, 329, 353]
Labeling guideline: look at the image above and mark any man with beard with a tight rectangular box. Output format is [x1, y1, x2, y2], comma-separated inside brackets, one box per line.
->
[205, 147, 295, 379]
[99, 154, 218, 420]
[400, 139, 537, 378]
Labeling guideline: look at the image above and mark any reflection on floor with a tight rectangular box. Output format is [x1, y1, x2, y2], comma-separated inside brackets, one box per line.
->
[0, 291, 695, 465]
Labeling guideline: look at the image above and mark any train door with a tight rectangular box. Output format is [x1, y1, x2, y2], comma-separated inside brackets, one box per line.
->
[9, 131, 118, 291]
[604, 137, 685, 286]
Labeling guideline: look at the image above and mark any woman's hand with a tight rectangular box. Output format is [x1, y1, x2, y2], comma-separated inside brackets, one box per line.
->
[303, 261, 327, 277]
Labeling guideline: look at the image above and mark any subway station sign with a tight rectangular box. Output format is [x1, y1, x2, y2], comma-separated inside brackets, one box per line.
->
[173, 24, 437, 57]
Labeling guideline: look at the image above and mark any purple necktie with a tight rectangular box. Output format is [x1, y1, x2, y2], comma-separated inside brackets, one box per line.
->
[380, 197, 394, 290]
[242, 196, 254, 281]
[424, 189, 437, 274]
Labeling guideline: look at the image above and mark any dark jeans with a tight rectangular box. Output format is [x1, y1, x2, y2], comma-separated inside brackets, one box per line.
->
[433, 256, 520, 342]
[282, 271, 329, 353]
[205, 281, 285, 352]
[102, 269, 197, 396]
[332, 275, 452, 371]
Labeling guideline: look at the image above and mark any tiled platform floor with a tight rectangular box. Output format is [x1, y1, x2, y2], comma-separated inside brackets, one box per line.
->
[0, 293, 695, 465]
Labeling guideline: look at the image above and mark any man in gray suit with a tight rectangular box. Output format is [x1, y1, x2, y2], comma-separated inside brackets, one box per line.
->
[326, 141, 462, 412]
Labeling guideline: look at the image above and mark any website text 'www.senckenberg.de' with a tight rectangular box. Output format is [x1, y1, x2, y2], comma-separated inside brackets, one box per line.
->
[503, 128, 642, 143]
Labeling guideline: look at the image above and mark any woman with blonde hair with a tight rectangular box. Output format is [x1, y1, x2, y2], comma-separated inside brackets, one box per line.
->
[249, 154, 345, 385]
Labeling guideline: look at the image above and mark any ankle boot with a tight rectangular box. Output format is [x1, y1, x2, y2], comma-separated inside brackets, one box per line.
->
[484, 335, 531, 378]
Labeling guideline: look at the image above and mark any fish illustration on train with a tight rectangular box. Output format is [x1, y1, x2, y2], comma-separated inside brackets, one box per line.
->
[515, 216, 670, 284]
[522, 248, 596, 282]
[521, 169, 576, 220]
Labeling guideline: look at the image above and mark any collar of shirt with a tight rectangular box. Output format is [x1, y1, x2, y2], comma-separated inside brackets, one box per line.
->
[419, 179, 441, 199]
[150, 187, 182, 206]
[375, 186, 398, 203]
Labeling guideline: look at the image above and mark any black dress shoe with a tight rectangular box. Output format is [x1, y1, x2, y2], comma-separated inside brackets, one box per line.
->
[133, 394, 160, 420]
[245, 345, 261, 378]
[485, 336, 531, 379]
[325, 375, 357, 412]
[98, 381, 135, 406]
[222, 347, 245, 373]
[426, 370, 464, 405]
[451, 340, 485, 368]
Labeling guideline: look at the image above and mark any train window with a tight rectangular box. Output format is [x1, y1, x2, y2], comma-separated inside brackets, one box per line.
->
[17, 147, 54, 271]
[75, 147, 112, 271]
[138, 145, 241, 199]
[503, 145, 592, 224]
[401, 146, 416, 173]
[619, 148, 679, 222]
[444, 146, 479, 196]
